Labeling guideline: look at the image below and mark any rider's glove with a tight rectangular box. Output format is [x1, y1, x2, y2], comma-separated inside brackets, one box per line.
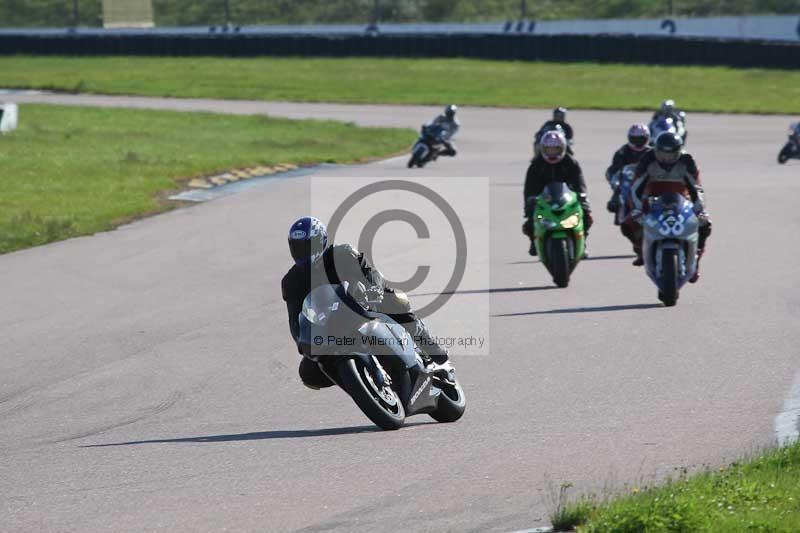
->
[695, 211, 711, 226]
[364, 285, 384, 306]
[693, 200, 705, 214]
[629, 208, 643, 223]
[524, 196, 537, 216]
[583, 210, 594, 231]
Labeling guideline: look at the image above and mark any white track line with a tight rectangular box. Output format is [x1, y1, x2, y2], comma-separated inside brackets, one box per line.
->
[775, 370, 800, 445]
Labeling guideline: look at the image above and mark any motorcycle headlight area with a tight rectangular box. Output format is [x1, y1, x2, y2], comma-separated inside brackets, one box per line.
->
[559, 214, 580, 229]
[538, 216, 558, 229]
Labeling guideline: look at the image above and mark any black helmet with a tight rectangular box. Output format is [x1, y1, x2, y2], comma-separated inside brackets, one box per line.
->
[444, 104, 457, 119]
[288, 216, 328, 266]
[654, 132, 682, 165]
[553, 107, 567, 121]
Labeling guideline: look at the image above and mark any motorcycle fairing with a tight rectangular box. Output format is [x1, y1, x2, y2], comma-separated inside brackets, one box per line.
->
[642, 194, 699, 290]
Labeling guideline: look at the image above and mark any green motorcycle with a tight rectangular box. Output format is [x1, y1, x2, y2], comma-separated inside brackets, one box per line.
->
[531, 182, 586, 288]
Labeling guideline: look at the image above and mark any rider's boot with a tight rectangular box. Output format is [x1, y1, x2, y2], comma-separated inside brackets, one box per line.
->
[632, 241, 644, 266]
[411, 319, 449, 364]
[689, 248, 704, 283]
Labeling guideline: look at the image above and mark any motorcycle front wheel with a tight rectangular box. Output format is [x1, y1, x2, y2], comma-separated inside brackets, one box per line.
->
[429, 374, 466, 423]
[409, 144, 427, 168]
[338, 358, 405, 430]
[659, 248, 679, 307]
[778, 145, 791, 164]
[548, 237, 571, 288]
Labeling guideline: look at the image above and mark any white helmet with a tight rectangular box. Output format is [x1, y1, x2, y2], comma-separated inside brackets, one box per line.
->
[540, 130, 567, 164]
[660, 99, 675, 114]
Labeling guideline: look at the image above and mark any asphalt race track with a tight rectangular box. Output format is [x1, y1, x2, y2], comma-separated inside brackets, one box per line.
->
[2, 94, 800, 532]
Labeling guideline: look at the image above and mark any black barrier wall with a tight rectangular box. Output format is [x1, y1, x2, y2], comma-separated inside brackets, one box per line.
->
[1, 33, 798, 69]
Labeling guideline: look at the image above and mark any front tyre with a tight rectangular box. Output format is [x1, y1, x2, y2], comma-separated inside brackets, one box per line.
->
[338, 358, 405, 430]
[548, 237, 571, 288]
[410, 144, 427, 169]
[659, 248, 679, 307]
[430, 375, 466, 423]
[778, 145, 791, 164]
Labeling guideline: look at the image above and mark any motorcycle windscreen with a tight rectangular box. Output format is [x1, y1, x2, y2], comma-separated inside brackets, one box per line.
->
[649, 192, 688, 213]
[541, 181, 573, 210]
[299, 284, 371, 359]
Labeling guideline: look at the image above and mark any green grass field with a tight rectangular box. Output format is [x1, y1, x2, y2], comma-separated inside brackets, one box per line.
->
[0, 104, 413, 254]
[3, 56, 800, 114]
[551, 440, 800, 532]
[1, 0, 796, 27]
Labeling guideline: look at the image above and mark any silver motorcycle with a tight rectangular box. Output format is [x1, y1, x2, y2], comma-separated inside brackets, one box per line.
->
[642, 193, 700, 306]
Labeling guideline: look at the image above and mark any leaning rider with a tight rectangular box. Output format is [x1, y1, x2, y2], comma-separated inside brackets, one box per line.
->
[281, 216, 449, 390]
[423, 104, 460, 157]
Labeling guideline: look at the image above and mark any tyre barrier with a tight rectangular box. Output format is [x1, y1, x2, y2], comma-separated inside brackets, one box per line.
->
[0, 32, 797, 69]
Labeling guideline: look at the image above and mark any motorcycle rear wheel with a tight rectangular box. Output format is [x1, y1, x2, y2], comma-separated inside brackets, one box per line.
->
[660, 248, 679, 307]
[338, 358, 405, 430]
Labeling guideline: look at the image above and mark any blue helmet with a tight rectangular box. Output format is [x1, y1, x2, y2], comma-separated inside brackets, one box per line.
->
[288, 216, 328, 266]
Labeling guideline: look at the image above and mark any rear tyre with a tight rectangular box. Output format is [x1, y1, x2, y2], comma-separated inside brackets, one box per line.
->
[660, 248, 679, 307]
[429, 376, 466, 423]
[548, 238, 571, 288]
[338, 358, 405, 430]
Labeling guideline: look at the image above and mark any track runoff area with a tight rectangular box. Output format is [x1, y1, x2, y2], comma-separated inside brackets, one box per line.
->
[1, 95, 799, 532]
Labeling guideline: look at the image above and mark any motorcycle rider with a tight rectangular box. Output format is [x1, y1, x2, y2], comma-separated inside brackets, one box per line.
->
[423, 104, 460, 157]
[651, 99, 684, 124]
[281, 216, 449, 389]
[522, 130, 592, 256]
[628, 132, 712, 281]
[536, 107, 574, 143]
[652, 99, 687, 141]
[608, 125, 651, 258]
[606, 123, 651, 187]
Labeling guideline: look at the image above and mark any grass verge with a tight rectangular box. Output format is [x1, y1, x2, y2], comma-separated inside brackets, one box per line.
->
[551, 440, 800, 532]
[2, 56, 800, 114]
[0, 104, 413, 254]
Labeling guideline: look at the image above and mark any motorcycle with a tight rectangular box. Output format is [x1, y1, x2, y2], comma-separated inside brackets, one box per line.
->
[530, 182, 586, 288]
[408, 124, 449, 168]
[777, 123, 800, 164]
[298, 283, 466, 430]
[606, 164, 638, 226]
[641, 193, 700, 306]
[649, 115, 686, 145]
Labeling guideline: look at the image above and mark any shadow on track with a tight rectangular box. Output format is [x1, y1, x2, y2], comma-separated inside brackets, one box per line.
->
[508, 254, 636, 265]
[411, 285, 557, 296]
[81, 422, 435, 447]
[494, 303, 662, 317]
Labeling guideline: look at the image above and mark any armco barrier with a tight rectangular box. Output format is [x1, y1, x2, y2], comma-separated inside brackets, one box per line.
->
[0, 33, 798, 69]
